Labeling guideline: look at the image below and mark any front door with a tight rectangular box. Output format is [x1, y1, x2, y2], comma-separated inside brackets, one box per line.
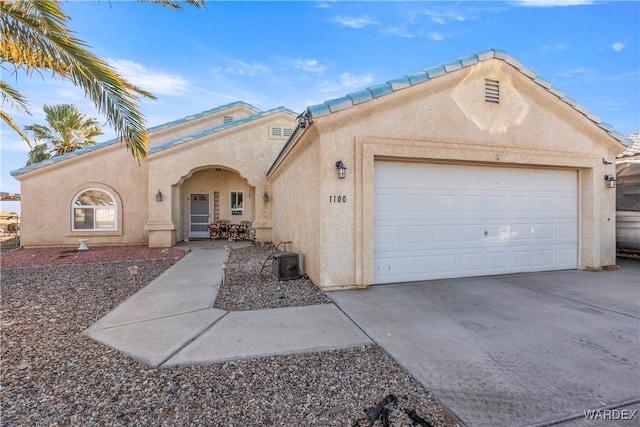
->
[189, 193, 210, 239]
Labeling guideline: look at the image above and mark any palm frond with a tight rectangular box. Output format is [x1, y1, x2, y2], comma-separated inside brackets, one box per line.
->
[0, 80, 31, 115]
[143, 0, 206, 10]
[0, 107, 32, 148]
[1, 0, 151, 159]
[26, 142, 51, 166]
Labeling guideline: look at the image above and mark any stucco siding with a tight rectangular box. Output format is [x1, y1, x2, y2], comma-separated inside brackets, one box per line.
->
[17, 144, 148, 248]
[270, 132, 321, 284]
[147, 111, 296, 246]
[285, 58, 621, 289]
[178, 169, 255, 239]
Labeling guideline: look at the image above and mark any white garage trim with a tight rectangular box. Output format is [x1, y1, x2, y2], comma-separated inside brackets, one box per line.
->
[374, 161, 578, 284]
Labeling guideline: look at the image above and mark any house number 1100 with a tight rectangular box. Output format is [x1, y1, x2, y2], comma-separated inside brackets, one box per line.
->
[330, 195, 347, 203]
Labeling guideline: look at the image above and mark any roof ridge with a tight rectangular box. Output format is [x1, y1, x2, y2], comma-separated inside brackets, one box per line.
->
[148, 101, 260, 133]
[11, 105, 298, 176]
[306, 48, 632, 146]
[149, 106, 298, 154]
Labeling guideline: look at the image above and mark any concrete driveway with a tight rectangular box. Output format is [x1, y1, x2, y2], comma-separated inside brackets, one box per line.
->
[329, 259, 640, 427]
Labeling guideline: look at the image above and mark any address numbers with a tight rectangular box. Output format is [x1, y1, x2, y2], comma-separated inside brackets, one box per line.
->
[329, 195, 347, 203]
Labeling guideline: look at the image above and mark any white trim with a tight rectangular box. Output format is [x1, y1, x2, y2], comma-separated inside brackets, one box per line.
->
[230, 190, 244, 214]
[70, 188, 117, 232]
[189, 192, 210, 239]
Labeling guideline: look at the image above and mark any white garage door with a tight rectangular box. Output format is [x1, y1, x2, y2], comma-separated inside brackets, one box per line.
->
[374, 161, 578, 284]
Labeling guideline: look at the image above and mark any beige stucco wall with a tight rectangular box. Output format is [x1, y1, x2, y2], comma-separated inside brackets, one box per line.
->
[176, 168, 255, 240]
[270, 128, 322, 281]
[270, 58, 623, 290]
[147, 110, 297, 246]
[16, 144, 148, 248]
[16, 106, 296, 248]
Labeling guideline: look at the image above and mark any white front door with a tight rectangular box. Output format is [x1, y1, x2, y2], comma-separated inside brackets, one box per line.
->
[374, 161, 578, 284]
[189, 193, 210, 239]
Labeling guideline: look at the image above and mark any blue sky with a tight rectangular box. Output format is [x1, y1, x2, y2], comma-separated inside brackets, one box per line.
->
[1, 0, 639, 213]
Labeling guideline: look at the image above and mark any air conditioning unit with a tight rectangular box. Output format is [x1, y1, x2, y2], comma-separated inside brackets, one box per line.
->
[272, 251, 301, 281]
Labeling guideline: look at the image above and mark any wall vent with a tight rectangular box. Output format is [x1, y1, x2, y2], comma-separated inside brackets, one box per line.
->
[485, 79, 500, 104]
[270, 126, 294, 139]
[223, 115, 233, 124]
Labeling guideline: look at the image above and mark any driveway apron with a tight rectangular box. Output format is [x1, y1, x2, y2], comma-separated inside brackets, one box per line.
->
[329, 260, 640, 427]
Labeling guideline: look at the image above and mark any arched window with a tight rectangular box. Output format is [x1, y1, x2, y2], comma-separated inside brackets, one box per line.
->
[72, 189, 117, 231]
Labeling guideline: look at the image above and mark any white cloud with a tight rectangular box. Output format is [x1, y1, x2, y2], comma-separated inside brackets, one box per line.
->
[612, 42, 626, 52]
[514, 0, 594, 7]
[423, 9, 469, 24]
[428, 31, 445, 41]
[223, 60, 270, 77]
[108, 59, 189, 96]
[540, 43, 567, 52]
[331, 16, 380, 29]
[338, 72, 373, 88]
[557, 67, 588, 77]
[385, 27, 415, 38]
[318, 72, 373, 93]
[293, 59, 327, 74]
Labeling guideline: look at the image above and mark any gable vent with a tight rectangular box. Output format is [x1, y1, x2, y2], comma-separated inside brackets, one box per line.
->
[223, 115, 233, 124]
[485, 79, 500, 104]
[270, 126, 294, 139]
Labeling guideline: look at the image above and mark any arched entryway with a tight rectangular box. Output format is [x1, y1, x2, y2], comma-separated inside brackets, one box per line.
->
[174, 166, 256, 241]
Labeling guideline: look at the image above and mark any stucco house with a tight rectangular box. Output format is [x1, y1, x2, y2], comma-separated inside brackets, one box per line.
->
[11, 49, 629, 290]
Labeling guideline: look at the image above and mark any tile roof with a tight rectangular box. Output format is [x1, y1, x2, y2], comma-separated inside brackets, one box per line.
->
[147, 101, 259, 133]
[10, 102, 295, 177]
[618, 133, 640, 158]
[149, 106, 298, 154]
[306, 48, 633, 146]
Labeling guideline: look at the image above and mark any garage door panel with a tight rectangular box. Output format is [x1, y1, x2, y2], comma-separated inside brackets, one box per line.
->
[374, 161, 577, 284]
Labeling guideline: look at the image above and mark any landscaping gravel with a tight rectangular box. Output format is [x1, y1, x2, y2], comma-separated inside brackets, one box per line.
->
[1, 247, 461, 426]
[215, 244, 333, 311]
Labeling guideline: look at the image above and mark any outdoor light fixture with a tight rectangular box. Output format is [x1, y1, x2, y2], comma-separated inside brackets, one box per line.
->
[335, 160, 347, 179]
[263, 191, 269, 202]
[127, 265, 139, 288]
[298, 109, 311, 129]
[156, 190, 163, 201]
[604, 174, 617, 189]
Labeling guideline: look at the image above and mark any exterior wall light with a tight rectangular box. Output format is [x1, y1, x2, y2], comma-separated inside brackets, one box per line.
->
[604, 174, 616, 188]
[156, 190, 163, 201]
[263, 191, 269, 202]
[336, 161, 347, 179]
[298, 114, 308, 129]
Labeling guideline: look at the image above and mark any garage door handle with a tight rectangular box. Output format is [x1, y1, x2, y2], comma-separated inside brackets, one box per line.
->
[484, 231, 489, 236]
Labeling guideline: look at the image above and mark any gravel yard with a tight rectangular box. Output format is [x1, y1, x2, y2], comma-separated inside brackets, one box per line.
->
[1, 245, 461, 426]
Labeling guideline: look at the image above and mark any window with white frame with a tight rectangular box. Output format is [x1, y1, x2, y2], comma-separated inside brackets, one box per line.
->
[230, 191, 243, 215]
[72, 189, 117, 231]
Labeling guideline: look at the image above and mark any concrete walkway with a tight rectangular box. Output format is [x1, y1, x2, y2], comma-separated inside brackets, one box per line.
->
[83, 244, 372, 368]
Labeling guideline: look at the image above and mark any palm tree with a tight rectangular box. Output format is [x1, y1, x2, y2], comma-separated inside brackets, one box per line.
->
[1, 0, 204, 160]
[25, 143, 50, 165]
[24, 104, 103, 165]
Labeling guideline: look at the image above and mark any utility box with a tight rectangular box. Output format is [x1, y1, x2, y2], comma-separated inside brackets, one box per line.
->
[272, 251, 301, 281]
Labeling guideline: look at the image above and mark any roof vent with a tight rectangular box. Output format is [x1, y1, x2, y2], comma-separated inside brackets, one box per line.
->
[485, 79, 500, 104]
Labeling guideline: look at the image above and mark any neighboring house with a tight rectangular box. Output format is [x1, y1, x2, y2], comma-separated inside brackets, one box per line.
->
[12, 49, 629, 290]
[616, 133, 640, 251]
[0, 211, 20, 234]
